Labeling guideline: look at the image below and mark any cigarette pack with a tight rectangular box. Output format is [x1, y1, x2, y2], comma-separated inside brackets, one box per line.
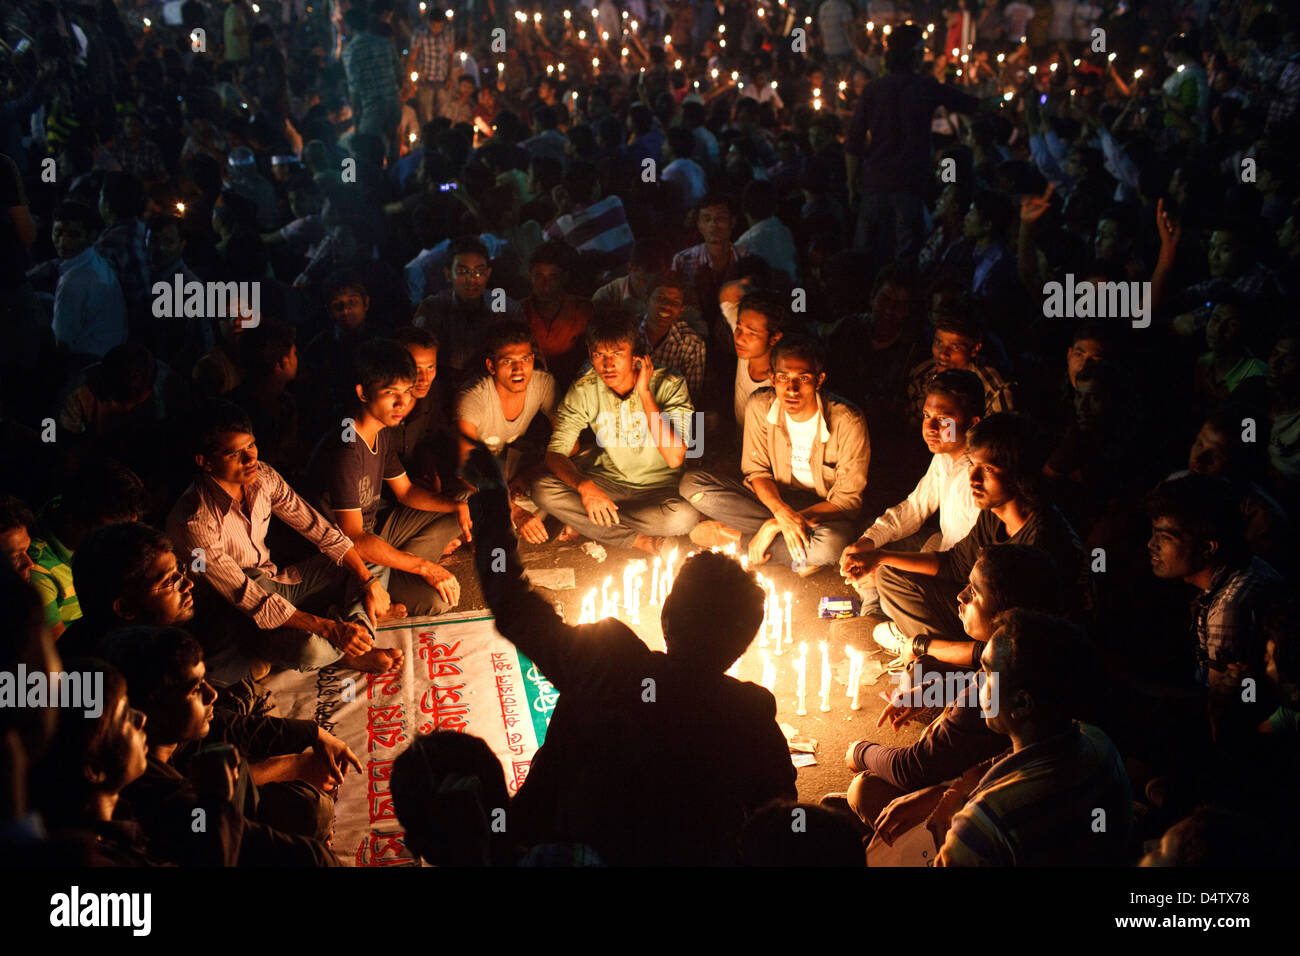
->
[817, 596, 860, 619]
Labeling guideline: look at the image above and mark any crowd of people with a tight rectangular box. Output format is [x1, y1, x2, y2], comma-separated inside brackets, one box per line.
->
[2, 0, 1299, 867]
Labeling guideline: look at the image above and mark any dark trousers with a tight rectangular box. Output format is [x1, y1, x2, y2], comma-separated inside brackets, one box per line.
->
[854, 189, 928, 276]
[876, 564, 964, 643]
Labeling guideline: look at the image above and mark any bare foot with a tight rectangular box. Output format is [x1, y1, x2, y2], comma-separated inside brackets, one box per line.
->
[632, 534, 665, 555]
[376, 602, 407, 622]
[689, 520, 742, 549]
[556, 525, 581, 543]
[341, 647, 405, 674]
[440, 536, 463, 558]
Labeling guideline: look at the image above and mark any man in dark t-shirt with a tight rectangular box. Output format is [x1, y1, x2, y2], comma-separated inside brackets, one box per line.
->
[307, 340, 469, 616]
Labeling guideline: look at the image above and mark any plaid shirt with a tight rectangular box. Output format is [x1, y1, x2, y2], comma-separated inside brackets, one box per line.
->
[671, 242, 739, 287]
[907, 358, 1014, 426]
[1268, 58, 1300, 131]
[410, 25, 453, 83]
[646, 319, 707, 400]
[1192, 556, 1284, 688]
[166, 463, 354, 630]
[342, 30, 401, 114]
[113, 138, 167, 182]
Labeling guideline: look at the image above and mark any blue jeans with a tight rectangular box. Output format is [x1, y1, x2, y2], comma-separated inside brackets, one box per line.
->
[679, 470, 856, 569]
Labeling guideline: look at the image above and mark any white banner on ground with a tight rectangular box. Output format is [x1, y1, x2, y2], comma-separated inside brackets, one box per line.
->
[262, 611, 555, 867]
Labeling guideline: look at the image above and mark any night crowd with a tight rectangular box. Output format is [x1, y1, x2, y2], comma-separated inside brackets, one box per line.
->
[1, 0, 1298, 868]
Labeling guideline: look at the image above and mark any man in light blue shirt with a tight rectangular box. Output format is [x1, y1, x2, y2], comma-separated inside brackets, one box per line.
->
[52, 201, 127, 364]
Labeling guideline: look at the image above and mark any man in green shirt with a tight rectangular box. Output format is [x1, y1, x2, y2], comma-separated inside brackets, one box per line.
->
[26, 459, 149, 639]
[532, 311, 701, 554]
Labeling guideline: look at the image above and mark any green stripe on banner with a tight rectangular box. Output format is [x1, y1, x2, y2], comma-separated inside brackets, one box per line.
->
[517, 651, 557, 746]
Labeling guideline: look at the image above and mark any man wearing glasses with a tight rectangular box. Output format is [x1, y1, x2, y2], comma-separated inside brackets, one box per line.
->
[58, 521, 198, 659]
[413, 236, 523, 395]
[681, 338, 869, 575]
[456, 322, 558, 544]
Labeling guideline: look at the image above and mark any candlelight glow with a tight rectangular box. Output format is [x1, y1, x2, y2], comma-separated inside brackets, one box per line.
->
[175, 201, 186, 214]
[882, 24, 891, 35]
[1134, 68, 1143, 78]
[410, 71, 419, 82]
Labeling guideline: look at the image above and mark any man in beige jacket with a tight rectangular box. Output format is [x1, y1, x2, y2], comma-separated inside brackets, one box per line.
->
[680, 339, 869, 573]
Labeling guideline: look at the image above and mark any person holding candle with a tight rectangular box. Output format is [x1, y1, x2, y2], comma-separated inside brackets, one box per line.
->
[466, 444, 796, 864]
[681, 337, 869, 575]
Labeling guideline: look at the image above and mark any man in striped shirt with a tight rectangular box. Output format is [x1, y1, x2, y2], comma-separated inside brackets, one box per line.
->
[168, 402, 405, 686]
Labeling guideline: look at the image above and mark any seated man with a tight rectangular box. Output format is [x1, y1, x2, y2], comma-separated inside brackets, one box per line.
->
[25, 459, 149, 640]
[167, 401, 404, 686]
[838, 368, 984, 627]
[532, 311, 700, 555]
[456, 322, 558, 544]
[932, 610, 1133, 866]
[308, 339, 468, 617]
[390, 326, 460, 494]
[298, 269, 380, 437]
[641, 272, 706, 401]
[1146, 474, 1285, 744]
[467, 447, 796, 864]
[59, 522, 197, 659]
[226, 320, 304, 479]
[0, 496, 39, 591]
[520, 241, 593, 393]
[101, 625, 346, 866]
[414, 235, 524, 394]
[829, 544, 1065, 826]
[905, 305, 1014, 429]
[850, 413, 1088, 653]
[682, 338, 868, 574]
[729, 290, 786, 430]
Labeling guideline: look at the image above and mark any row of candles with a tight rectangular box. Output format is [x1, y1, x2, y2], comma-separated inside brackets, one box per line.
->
[574, 548, 869, 715]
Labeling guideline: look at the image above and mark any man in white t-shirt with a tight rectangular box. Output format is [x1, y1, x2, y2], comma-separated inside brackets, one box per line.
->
[681, 339, 869, 573]
[730, 290, 786, 429]
[838, 368, 985, 624]
[457, 322, 558, 543]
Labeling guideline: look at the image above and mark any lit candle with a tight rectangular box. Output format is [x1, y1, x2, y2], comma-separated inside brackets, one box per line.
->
[592, 56, 600, 70]
[867, 20, 874, 31]
[408, 132, 417, 144]
[784, 592, 792, 646]
[547, 64, 554, 74]
[650, 557, 661, 606]
[1028, 65, 1037, 75]
[175, 201, 186, 215]
[882, 23, 891, 35]
[498, 61, 505, 73]
[1072, 58, 1080, 67]
[558, 62, 565, 72]
[533, 12, 541, 24]
[143, 17, 151, 27]
[795, 643, 807, 715]
[674, 59, 682, 70]
[997, 53, 1005, 63]
[579, 29, 586, 39]
[564, 9, 571, 20]
[580, 588, 597, 623]
[1133, 69, 1143, 79]
[664, 34, 672, 46]
[848, 648, 864, 710]
[813, 98, 822, 110]
[410, 71, 419, 83]
[819, 641, 831, 711]
[1050, 61, 1058, 72]
[1108, 52, 1117, 62]
[601, 576, 612, 617]
[418, 1, 425, 10]
[771, 592, 782, 655]
[445, 8, 452, 18]
[760, 649, 776, 692]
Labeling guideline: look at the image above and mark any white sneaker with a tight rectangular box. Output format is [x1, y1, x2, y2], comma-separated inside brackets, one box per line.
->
[871, 620, 909, 656]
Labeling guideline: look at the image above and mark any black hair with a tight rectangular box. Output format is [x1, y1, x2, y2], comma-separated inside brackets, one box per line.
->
[100, 171, 146, 220]
[194, 399, 255, 458]
[738, 801, 867, 866]
[98, 626, 204, 716]
[770, 336, 825, 376]
[392, 326, 440, 351]
[562, 160, 601, 203]
[72, 522, 174, 623]
[355, 339, 418, 398]
[86, 344, 156, 403]
[661, 551, 765, 670]
[989, 609, 1091, 725]
[0, 495, 34, 536]
[448, 234, 491, 264]
[323, 267, 369, 304]
[390, 731, 511, 866]
[976, 545, 1065, 616]
[484, 320, 537, 360]
[924, 368, 986, 421]
[965, 413, 1050, 506]
[741, 179, 778, 222]
[238, 319, 297, 379]
[63, 459, 149, 527]
[54, 200, 100, 230]
[1144, 474, 1248, 568]
[585, 309, 649, 356]
[529, 240, 572, 270]
[736, 290, 788, 338]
